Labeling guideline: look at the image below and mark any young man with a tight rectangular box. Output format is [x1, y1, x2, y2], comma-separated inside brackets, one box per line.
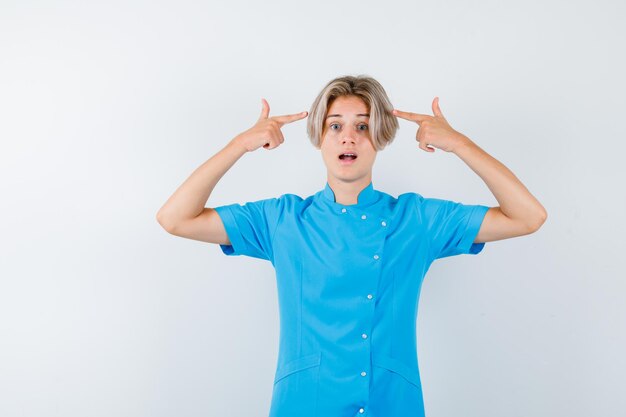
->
[157, 75, 547, 417]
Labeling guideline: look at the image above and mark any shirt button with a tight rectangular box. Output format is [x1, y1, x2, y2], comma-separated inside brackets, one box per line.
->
[362, 333, 368, 339]
[367, 294, 373, 299]
[361, 214, 367, 220]
[359, 408, 365, 414]
[361, 371, 367, 377]
[373, 254, 379, 260]
[381, 221, 387, 226]
[341, 208, 347, 213]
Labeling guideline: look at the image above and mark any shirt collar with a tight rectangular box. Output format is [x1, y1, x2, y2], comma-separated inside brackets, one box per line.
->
[321, 181, 379, 207]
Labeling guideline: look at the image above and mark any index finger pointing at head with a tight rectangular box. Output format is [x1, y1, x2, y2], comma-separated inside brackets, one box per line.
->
[392, 109, 428, 124]
[272, 111, 309, 126]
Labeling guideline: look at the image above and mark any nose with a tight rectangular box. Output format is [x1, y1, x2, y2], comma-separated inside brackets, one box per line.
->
[341, 125, 358, 143]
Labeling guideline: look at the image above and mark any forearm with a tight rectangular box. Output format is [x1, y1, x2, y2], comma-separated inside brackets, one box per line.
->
[452, 135, 547, 229]
[156, 137, 248, 229]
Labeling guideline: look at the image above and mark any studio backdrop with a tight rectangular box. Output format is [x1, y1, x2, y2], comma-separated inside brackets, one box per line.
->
[1, 1, 624, 416]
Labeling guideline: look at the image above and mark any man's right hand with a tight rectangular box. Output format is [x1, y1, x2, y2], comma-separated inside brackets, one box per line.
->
[233, 98, 308, 152]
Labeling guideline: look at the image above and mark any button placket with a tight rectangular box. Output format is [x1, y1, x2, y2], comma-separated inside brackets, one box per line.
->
[362, 215, 390, 414]
[341, 209, 386, 414]
[361, 220, 375, 396]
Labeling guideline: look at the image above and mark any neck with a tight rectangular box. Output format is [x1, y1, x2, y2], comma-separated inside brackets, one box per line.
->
[327, 175, 372, 205]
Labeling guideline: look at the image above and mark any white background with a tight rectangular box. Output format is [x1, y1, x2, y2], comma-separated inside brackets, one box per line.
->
[1, 0, 624, 416]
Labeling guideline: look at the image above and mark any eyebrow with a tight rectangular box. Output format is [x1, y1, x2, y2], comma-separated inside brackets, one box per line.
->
[326, 113, 370, 119]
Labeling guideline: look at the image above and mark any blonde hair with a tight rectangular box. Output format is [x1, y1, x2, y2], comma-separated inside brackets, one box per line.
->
[307, 74, 399, 151]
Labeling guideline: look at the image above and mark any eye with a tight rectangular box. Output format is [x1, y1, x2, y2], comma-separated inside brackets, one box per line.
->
[327, 122, 368, 132]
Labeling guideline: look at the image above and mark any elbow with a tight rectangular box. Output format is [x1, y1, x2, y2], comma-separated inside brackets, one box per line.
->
[156, 210, 176, 234]
[526, 207, 548, 233]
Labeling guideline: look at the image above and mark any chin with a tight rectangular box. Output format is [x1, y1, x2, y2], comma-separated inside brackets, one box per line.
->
[332, 170, 366, 179]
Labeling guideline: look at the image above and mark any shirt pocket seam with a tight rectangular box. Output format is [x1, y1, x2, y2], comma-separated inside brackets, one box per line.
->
[372, 353, 422, 389]
[273, 351, 322, 385]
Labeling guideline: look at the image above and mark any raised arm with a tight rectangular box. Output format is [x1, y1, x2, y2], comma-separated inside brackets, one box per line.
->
[393, 97, 547, 243]
[156, 98, 307, 244]
[156, 137, 246, 244]
[449, 135, 547, 243]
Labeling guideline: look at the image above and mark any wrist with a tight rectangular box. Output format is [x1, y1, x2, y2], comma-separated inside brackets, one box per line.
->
[450, 133, 473, 154]
[229, 136, 249, 155]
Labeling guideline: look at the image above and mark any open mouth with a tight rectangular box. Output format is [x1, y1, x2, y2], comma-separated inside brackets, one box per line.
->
[338, 153, 358, 161]
[338, 153, 358, 166]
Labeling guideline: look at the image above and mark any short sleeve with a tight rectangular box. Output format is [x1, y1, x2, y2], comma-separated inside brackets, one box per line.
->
[416, 195, 490, 260]
[213, 196, 284, 262]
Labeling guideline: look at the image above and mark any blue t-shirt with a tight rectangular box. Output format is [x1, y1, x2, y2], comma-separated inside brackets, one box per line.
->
[214, 181, 489, 417]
